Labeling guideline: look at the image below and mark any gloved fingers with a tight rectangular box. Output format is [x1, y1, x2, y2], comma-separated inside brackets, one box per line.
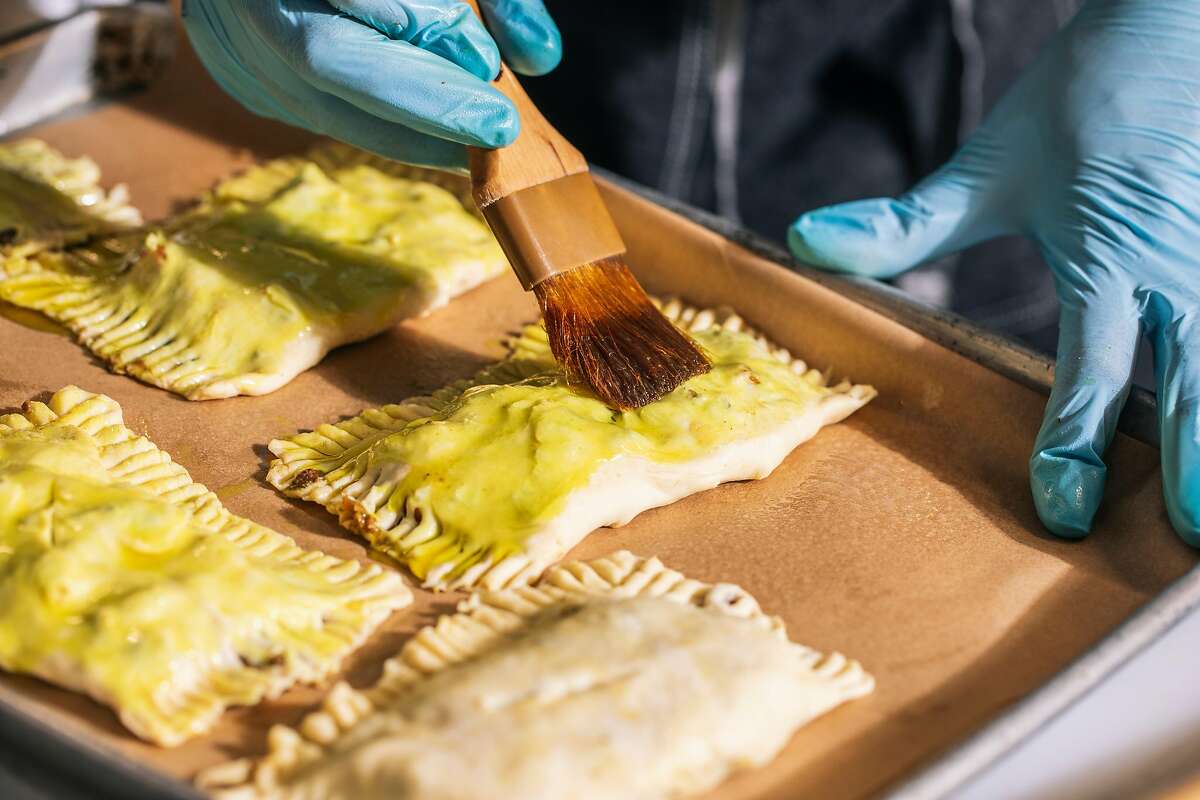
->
[1147, 295, 1200, 547]
[327, 0, 501, 80]
[243, 77, 470, 170]
[304, 90, 470, 170]
[479, 0, 562, 76]
[248, 2, 518, 147]
[183, 8, 291, 121]
[185, 6, 469, 169]
[1029, 282, 1139, 539]
[788, 140, 1010, 279]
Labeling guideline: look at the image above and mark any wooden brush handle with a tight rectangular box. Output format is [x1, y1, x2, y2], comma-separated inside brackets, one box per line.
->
[461, 0, 588, 207]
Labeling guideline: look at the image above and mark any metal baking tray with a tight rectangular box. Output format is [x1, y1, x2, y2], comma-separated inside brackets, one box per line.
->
[0, 58, 1196, 800]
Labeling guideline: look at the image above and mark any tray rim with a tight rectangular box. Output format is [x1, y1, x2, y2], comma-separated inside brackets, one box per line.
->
[0, 166, 1191, 800]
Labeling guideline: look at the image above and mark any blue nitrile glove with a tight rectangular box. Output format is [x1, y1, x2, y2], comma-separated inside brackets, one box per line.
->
[181, 0, 561, 170]
[788, 0, 1200, 546]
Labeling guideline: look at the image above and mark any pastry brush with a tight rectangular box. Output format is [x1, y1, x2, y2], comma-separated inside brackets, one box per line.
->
[462, 1, 710, 409]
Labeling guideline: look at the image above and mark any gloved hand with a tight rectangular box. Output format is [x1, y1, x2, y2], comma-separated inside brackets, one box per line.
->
[788, 0, 1200, 546]
[181, 0, 561, 170]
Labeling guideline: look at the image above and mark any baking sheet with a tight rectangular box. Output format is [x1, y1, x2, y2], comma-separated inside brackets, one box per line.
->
[0, 40, 1197, 800]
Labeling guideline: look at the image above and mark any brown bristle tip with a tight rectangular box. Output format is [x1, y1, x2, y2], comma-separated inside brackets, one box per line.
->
[534, 256, 711, 409]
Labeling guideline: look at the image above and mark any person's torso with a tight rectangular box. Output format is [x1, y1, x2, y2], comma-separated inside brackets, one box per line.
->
[525, 0, 1083, 351]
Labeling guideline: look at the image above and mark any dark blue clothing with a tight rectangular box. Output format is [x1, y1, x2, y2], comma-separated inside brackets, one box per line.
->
[526, 0, 1083, 353]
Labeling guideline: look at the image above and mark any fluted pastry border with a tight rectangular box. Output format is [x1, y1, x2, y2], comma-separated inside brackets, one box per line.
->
[267, 299, 877, 591]
[0, 386, 412, 746]
[197, 549, 874, 797]
[0, 138, 141, 256]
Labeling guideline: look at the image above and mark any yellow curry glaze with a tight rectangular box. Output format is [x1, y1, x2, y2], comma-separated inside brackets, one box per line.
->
[283, 322, 833, 582]
[0, 421, 407, 746]
[0, 147, 506, 399]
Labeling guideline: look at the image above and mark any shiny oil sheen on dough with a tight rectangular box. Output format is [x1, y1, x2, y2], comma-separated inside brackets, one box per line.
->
[198, 551, 874, 800]
[267, 301, 876, 590]
[0, 387, 409, 746]
[0, 143, 506, 399]
[0, 139, 140, 255]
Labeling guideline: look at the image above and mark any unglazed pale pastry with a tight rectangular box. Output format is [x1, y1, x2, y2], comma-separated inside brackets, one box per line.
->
[0, 387, 411, 746]
[199, 550, 873, 800]
[267, 301, 876, 590]
[0, 143, 507, 399]
[0, 139, 141, 255]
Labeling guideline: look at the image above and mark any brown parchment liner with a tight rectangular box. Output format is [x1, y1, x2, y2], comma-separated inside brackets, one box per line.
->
[0, 37, 1193, 800]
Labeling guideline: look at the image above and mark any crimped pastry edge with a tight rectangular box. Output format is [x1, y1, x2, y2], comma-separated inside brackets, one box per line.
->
[0, 142, 501, 400]
[0, 138, 141, 256]
[196, 549, 875, 797]
[266, 299, 877, 591]
[0, 232, 337, 400]
[0, 386, 412, 746]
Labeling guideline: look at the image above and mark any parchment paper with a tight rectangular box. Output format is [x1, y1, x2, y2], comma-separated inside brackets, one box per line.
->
[0, 40, 1194, 800]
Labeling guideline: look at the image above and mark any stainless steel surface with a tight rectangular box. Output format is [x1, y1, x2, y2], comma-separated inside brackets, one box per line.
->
[887, 564, 1200, 799]
[958, 602, 1200, 800]
[0, 696, 199, 799]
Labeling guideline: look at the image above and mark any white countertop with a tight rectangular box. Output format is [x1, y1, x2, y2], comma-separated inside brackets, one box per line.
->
[958, 601, 1200, 799]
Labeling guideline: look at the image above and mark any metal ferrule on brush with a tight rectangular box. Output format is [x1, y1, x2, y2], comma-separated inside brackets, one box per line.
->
[479, 172, 627, 290]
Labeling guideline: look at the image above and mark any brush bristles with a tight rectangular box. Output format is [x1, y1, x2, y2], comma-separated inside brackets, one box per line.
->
[534, 256, 711, 409]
